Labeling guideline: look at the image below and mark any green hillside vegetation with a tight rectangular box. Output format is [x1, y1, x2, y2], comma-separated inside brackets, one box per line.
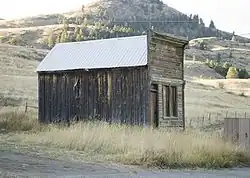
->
[204, 60, 249, 79]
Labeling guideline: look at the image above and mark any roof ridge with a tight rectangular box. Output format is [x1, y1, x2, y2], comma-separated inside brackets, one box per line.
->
[56, 35, 147, 46]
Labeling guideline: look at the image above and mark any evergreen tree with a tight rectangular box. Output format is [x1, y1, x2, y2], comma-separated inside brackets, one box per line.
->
[81, 17, 88, 27]
[192, 14, 199, 24]
[74, 26, 80, 38]
[209, 20, 216, 29]
[47, 33, 54, 48]
[199, 18, 205, 27]
[60, 29, 69, 43]
[56, 33, 61, 44]
[216, 53, 221, 63]
[76, 29, 84, 41]
[238, 68, 249, 79]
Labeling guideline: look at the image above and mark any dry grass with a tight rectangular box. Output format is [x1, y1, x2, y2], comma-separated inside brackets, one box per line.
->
[1, 111, 250, 169]
[0, 111, 43, 132]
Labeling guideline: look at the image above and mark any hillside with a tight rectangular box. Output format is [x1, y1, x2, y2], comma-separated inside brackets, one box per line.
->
[1, 0, 250, 48]
[0, 0, 249, 77]
[0, 44, 47, 108]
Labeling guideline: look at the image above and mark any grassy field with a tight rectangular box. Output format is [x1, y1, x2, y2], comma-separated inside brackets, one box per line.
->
[1, 111, 250, 169]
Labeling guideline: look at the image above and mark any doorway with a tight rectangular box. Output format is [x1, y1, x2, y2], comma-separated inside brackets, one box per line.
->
[150, 84, 158, 128]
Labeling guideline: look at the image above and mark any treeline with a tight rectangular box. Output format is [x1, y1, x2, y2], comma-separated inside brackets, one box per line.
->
[204, 59, 249, 79]
[45, 18, 140, 49]
[45, 14, 221, 49]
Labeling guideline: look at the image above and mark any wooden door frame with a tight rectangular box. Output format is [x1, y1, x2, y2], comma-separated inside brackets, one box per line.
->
[149, 84, 159, 128]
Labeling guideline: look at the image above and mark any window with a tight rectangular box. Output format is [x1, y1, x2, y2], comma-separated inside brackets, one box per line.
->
[163, 85, 178, 117]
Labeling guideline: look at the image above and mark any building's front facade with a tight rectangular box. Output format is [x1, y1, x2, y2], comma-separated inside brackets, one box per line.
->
[36, 30, 189, 128]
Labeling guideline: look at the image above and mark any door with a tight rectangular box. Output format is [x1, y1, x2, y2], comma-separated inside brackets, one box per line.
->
[150, 84, 159, 128]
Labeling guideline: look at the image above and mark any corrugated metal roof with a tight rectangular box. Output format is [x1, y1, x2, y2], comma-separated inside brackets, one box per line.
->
[36, 35, 148, 72]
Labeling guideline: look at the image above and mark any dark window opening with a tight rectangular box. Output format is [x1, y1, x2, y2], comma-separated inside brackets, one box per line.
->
[171, 86, 178, 117]
[163, 85, 178, 117]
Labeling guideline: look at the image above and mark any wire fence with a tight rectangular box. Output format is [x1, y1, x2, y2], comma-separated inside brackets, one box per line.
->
[1, 102, 249, 132]
[186, 111, 250, 130]
[24, 101, 38, 112]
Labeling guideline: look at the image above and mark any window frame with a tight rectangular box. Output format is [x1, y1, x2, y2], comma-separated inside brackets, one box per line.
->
[163, 85, 178, 118]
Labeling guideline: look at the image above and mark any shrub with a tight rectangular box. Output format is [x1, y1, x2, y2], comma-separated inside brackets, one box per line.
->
[218, 82, 225, 89]
[0, 111, 43, 132]
[226, 67, 238, 79]
[239, 92, 247, 97]
[238, 68, 249, 79]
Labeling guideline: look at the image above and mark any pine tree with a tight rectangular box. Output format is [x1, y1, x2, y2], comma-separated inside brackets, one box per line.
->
[199, 18, 205, 27]
[74, 26, 80, 37]
[81, 17, 88, 27]
[76, 29, 84, 42]
[56, 33, 61, 44]
[47, 33, 54, 48]
[209, 20, 216, 29]
[60, 29, 69, 43]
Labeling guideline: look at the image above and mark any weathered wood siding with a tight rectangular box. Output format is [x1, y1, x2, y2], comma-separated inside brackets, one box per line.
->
[224, 118, 250, 148]
[148, 34, 185, 128]
[149, 36, 184, 79]
[38, 66, 149, 126]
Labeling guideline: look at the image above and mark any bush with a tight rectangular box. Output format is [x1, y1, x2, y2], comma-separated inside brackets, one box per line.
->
[214, 65, 227, 77]
[226, 67, 238, 79]
[218, 82, 225, 89]
[238, 68, 249, 79]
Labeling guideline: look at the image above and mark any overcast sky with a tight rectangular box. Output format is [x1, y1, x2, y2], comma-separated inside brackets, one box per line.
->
[1, 0, 249, 36]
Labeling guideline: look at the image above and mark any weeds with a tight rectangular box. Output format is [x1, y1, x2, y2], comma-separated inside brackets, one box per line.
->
[0, 111, 43, 132]
[1, 111, 250, 169]
[218, 82, 225, 89]
[239, 92, 247, 97]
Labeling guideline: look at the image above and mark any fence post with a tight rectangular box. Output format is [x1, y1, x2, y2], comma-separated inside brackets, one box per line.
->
[25, 101, 28, 113]
[208, 113, 211, 124]
[189, 118, 192, 128]
[201, 116, 204, 127]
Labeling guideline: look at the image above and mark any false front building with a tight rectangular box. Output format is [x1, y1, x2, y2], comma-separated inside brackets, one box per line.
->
[36, 30, 189, 128]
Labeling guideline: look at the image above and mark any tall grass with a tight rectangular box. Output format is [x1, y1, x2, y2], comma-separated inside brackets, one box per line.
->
[1, 111, 250, 169]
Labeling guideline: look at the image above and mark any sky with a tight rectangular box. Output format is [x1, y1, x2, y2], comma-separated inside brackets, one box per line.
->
[1, 0, 250, 37]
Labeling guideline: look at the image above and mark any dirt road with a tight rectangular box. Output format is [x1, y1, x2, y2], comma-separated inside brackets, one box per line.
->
[1, 150, 250, 178]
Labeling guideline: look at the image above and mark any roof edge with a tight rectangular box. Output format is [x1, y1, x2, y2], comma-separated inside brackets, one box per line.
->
[35, 44, 59, 73]
[149, 29, 189, 46]
[36, 64, 148, 73]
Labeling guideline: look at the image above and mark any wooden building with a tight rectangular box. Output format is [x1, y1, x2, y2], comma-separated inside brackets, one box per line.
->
[36, 30, 189, 128]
